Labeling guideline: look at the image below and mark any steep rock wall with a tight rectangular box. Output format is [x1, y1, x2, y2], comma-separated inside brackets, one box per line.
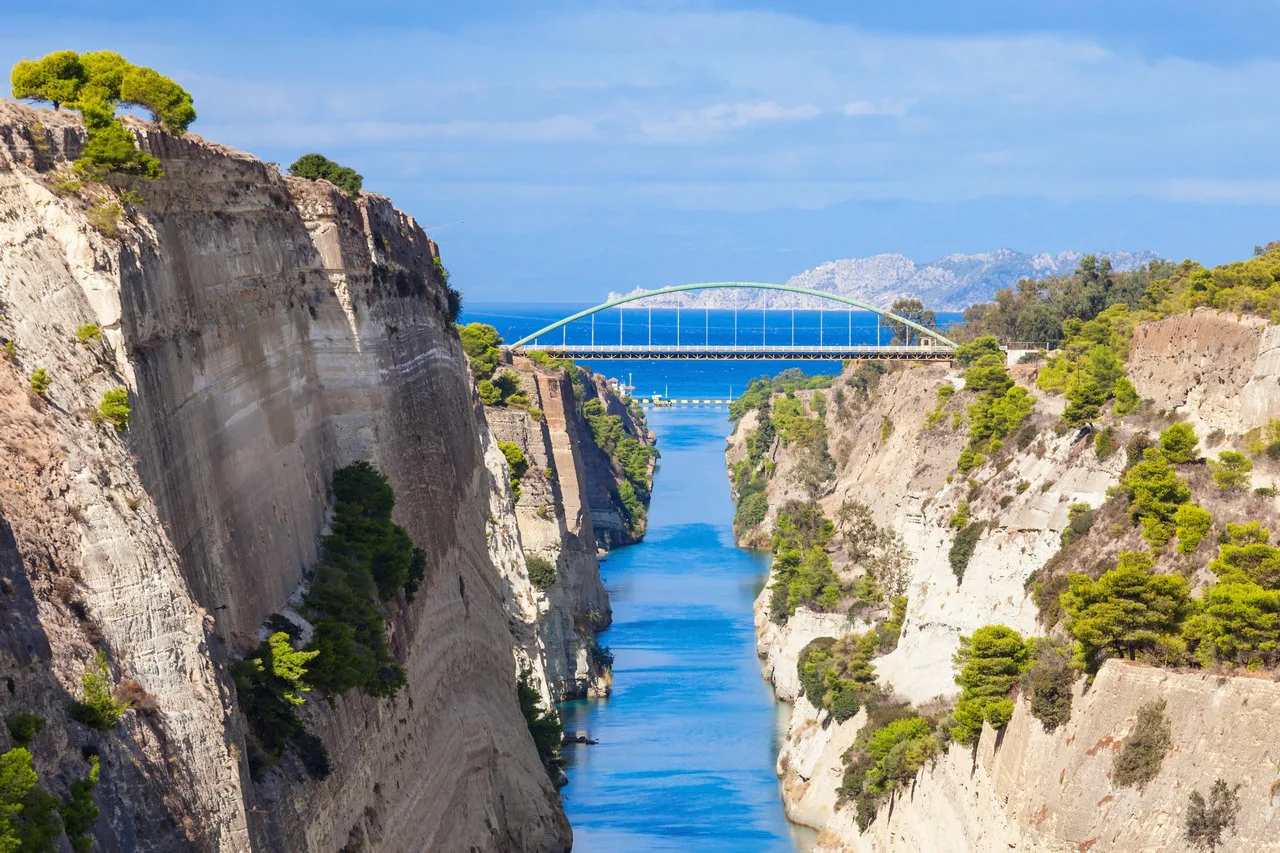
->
[1127, 308, 1280, 434]
[734, 310, 1280, 851]
[0, 102, 568, 852]
[823, 660, 1280, 853]
[482, 359, 645, 699]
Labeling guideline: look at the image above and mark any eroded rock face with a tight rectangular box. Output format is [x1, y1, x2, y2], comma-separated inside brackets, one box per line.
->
[481, 359, 654, 700]
[0, 101, 569, 852]
[732, 310, 1280, 852]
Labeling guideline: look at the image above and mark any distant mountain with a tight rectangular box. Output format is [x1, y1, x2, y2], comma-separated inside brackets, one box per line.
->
[607, 248, 1161, 311]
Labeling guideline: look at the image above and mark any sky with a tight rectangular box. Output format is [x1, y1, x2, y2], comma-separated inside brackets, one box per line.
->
[4, 1, 1280, 301]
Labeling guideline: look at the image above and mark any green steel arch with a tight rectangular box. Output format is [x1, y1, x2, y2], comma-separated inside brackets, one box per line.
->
[509, 282, 958, 349]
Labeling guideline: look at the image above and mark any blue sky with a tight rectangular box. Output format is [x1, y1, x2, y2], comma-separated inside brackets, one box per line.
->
[5, 1, 1280, 301]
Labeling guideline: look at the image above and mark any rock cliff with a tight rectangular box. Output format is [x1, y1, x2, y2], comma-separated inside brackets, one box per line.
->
[0, 101, 569, 851]
[480, 358, 653, 700]
[729, 309, 1280, 851]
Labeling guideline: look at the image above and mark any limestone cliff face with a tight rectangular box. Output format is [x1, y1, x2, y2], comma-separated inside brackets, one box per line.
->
[0, 102, 569, 852]
[731, 309, 1280, 850]
[481, 358, 653, 700]
[821, 660, 1280, 853]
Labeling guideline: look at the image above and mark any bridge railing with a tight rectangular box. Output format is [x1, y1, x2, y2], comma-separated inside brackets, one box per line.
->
[519, 344, 956, 355]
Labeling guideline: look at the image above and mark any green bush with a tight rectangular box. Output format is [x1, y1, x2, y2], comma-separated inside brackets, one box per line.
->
[1121, 448, 1191, 547]
[231, 632, 319, 765]
[97, 388, 130, 432]
[1208, 522, 1280, 587]
[1062, 552, 1191, 672]
[459, 323, 502, 380]
[1174, 503, 1212, 554]
[1160, 422, 1200, 463]
[1094, 425, 1117, 459]
[1209, 451, 1252, 491]
[4, 713, 44, 748]
[74, 323, 101, 345]
[797, 637, 838, 703]
[1184, 779, 1241, 852]
[526, 554, 556, 589]
[951, 625, 1030, 745]
[1020, 639, 1075, 732]
[517, 667, 564, 784]
[949, 521, 984, 583]
[67, 650, 129, 730]
[1184, 582, 1280, 668]
[1060, 502, 1094, 548]
[29, 368, 49, 396]
[734, 490, 768, 533]
[60, 755, 100, 851]
[12, 51, 193, 178]
[301, 462, 415, 697]
[499, 441, 528, 500]
[1112, 699, 1171, 790]
[288, 153, 363, 198]
[769, 502, 840, 620]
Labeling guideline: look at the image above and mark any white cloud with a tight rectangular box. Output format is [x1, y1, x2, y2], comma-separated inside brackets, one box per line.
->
[841, 100, 912, 117]
[639, 101, 824, 140]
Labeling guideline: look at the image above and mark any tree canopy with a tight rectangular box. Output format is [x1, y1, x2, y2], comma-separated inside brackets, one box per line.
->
[951, 625, 1030, 744]
[1062, 551, 1191, 670]
[10, 51, 196, 181]
[289, 153, 364, 198]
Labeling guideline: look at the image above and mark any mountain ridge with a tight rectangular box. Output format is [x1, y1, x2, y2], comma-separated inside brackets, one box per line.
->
[607, 247, 1160, 310]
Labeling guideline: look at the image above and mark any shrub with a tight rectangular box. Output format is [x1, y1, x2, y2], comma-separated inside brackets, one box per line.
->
[949, 521, 984, 583]
[1062, 551, 1191, 671]
[526, 554, 557, 589]
[4, 713, 44, 748]
[67, 650, 129, 730]
[499, 441, 528, 500]
[29, 368, 50, 396]
[2, 340, 14, 360]
[477, 379, 502, 406]
[1020, 639, 1075, 732]
[60, 755, 101, 851]
[1159, 422, 1200, 463]
[734, 491, 768, 533]
[1094, 426, 1117, 460]
[231, 632, 318, 762]
[1060, 502, 1094, 548]
[517, 667, 564, 783]
[949, 500, 970, 529]
[1122, 448, 1192, 547]
[875, 596, 909, 654]
[1112, 699, 1171, 790]
[1208, 521, 1280, 587]
[288, 153, 363, 198]
[301, 462, 415, 697]
[458, 323, 502, 380]
[97, 388, 130, 432]
[86, 198, 123, 236]
[951, 626, 1030, 745]
[1209, 451, 1252, 491]
[1184, 779, 1241, 851]
[1174, 504, 1212, 554]
[74, 323, 101, 345]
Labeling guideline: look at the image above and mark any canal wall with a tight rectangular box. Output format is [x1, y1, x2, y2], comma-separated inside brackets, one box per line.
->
[727, 312, 1280, 851]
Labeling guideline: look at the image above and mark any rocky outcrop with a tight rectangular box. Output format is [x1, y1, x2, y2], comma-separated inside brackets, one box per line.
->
[481, 358, 653, 700]
[822, 660, 1280, 853]
[1127, 307, 1280, 434]
[0, 101, 568, 851]
[733, 309, 1280, 851]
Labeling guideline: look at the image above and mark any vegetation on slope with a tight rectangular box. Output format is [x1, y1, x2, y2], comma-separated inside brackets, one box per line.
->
[0, 742, 100, 852]
[288, 153, 363, 198]
[11, 51, 196, 180]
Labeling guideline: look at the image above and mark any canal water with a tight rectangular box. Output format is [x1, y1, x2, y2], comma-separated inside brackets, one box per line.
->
[558, 408, 816, 853]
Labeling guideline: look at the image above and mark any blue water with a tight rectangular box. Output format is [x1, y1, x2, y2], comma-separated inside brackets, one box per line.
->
[464, 302, 959, 398]
[457, 303, 945, 850]
[557, 408, 815, 853]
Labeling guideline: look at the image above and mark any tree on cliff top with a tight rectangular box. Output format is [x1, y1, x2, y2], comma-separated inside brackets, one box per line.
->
[11, 50, 196, 135]
[11, 51, 196, 183]
[289, 153, 364, 199]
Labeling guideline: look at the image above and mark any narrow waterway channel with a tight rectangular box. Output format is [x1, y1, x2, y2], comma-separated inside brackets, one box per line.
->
[559, 408, 816, 853]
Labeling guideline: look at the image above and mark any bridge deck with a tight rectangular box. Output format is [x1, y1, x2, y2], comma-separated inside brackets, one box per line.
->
[515, 344, 955, 361]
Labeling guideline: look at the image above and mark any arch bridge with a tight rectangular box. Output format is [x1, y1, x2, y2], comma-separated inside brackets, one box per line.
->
[509, 282, 957, 360]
